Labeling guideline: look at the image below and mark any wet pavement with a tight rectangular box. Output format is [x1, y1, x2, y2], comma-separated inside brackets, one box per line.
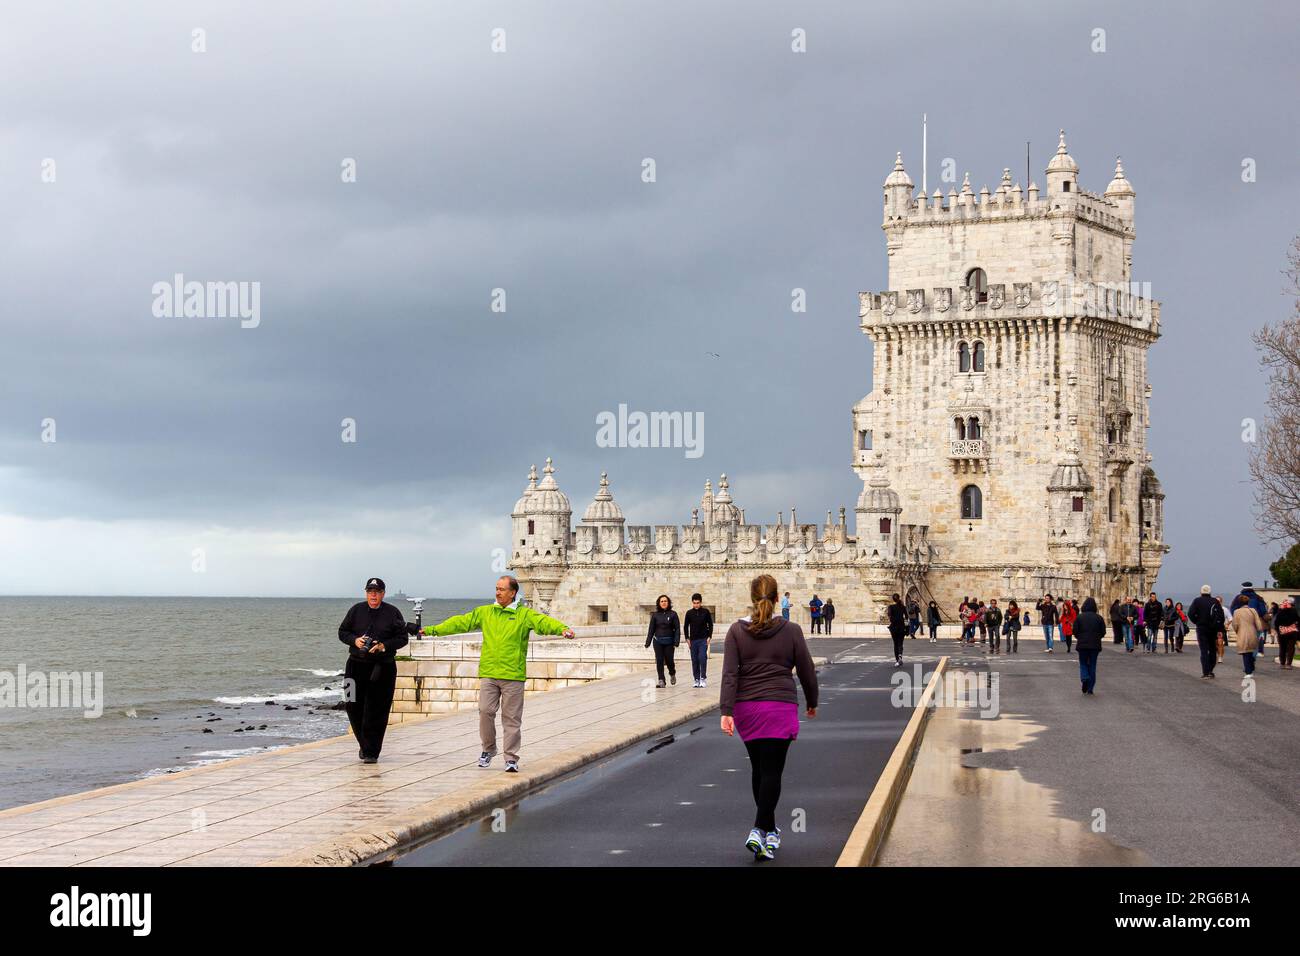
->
[395, 644, 912, 866]
[879, 637, 1299, 866]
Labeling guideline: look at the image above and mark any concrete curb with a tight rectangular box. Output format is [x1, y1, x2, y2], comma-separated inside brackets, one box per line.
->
[834, 655, 948, 868]
[265, 698, 720, 866]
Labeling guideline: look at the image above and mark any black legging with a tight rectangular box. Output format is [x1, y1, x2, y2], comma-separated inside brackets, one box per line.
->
[744, 737, 792, 832]
[890, 629, 905, 659]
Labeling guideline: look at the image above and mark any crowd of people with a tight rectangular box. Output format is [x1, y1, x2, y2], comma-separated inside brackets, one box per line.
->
[947, 581, 1297, 691]
[336, 573, 1293, 863]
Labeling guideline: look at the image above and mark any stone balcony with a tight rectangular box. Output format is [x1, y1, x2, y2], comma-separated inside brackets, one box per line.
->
[950, 439, 988, 459]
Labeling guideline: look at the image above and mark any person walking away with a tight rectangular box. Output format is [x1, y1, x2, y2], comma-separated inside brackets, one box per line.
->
[720, 574, 818, 861]
[1075, 597, 1105, 695]
[684, 593, 714, 688]
[808, 594, 824, 634]
[1234, 583, 1270, 658]
[422, 575, 573, 771]
[927, 600, 941, 642]
[338, 577, 414, 764]
[1060, 598, 1077, 653]
[1005, 600, 1022, 653]
[1037, 595, 1057, 652]
[1188, 586, 1223, 680]
[822, 598, 836, 635]
[781, 592, 791, 621]
[1109, 599, 1125, 645]
[887, 593, 907, 666]
[645, 595, 681, 687]
[1161, 598, 1177, 653]
[1273, 599, 1298, 669]
[1228, 595, 1263, 676]
[986, 599, 1003, 654]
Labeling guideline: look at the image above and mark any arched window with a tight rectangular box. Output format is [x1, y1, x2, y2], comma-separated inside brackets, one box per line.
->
[954, 417, 966, 440]
[960, 485, 983, 520]
[1108, 487, 1118, 523]
[879, 517, 892, 534]
[958, 341, 971, 372]
[967, 416, 981, 440]
[965, 268, 989, 303]
[972, 340, 986, 371]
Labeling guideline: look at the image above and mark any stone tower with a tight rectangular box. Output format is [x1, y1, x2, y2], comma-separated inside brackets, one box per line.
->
[856, 133, 1168, 611]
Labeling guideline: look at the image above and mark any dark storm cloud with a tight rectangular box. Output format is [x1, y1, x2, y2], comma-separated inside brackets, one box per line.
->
[0, 0, 1296, 594]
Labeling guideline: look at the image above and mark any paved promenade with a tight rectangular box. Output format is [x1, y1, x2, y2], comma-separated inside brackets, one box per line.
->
[0, 671, 722, 866]
[877, 638, 1300, 866]
[398, 649, 909, 866]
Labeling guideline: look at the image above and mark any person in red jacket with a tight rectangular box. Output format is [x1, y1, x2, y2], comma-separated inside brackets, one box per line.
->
[1060, 598, 1078, 653]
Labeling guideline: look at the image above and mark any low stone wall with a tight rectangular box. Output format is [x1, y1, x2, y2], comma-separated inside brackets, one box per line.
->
[391, 634, 656, 723]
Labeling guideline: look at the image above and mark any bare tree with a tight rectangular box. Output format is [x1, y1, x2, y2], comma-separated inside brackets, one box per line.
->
[1250, 236, 1300, 544]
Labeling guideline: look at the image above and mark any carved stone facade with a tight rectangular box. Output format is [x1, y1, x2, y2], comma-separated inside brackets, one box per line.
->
[509, 134, 1168, 625]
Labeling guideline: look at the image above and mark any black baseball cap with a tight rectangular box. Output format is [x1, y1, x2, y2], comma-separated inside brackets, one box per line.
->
[365, 577, 386, 592]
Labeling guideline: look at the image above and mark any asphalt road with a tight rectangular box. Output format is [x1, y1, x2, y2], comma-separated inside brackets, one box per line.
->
[395, 642, 913, 866]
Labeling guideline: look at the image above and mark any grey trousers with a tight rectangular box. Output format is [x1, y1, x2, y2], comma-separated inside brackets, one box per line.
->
[479, 677, 525, 763]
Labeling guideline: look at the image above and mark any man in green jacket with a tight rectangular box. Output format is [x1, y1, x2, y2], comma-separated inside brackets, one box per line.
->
[422, 574, 573, 772]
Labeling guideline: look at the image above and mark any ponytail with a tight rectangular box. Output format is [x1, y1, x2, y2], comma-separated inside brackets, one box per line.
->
[748, 574, 780, 633]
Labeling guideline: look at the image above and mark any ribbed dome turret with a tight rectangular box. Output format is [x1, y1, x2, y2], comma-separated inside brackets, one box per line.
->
[1046, 129, 1079, 173]
[711, 473, 741, 525]
[581, 472, 625, 525]
[1104, 156, 1134, 198]
[525, 457, 571, 514]
[883, 152, 913, 189]
[1048, 445, 1094, 491]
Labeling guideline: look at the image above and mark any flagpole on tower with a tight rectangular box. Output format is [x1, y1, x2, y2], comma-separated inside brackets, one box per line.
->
[922, 113, 927, 196]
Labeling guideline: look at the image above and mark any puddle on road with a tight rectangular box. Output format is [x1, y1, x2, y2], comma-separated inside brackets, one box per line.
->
[877, 670, 1149, 866]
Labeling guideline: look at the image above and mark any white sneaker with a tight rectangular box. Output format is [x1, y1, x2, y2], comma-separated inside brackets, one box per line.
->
[701, 677, 707, 688]
[746, 828, 772, 860]
[765, 826, 782, 851]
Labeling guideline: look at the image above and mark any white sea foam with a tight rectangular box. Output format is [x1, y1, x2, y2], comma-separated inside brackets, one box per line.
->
[292, 668, 344, 678]
[213, 686, 340, 705]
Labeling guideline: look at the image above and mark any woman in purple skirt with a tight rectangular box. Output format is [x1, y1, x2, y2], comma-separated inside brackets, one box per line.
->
[720, 573, 819, 861]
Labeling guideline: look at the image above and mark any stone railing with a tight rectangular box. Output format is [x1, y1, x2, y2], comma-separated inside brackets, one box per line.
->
[950, 439, 988, 459]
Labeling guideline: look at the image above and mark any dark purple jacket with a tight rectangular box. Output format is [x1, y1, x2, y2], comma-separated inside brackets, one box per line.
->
[720, 617, 818, 717]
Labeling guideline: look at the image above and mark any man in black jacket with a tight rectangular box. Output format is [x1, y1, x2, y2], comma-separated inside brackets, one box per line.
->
[684, 593, 714, 688]
[1188, 585, 1225, 679]
[985, 600, 1003, 654]
[1143, 593, 1164, 655]
[338, 577, 415, 762]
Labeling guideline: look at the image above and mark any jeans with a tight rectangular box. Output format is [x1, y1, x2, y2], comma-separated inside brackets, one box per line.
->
[1006, 627, 1018, 652]
[652, 641, 676, 681]
[688, 639, 709, 681]
[1163, 625, 1175, 651]
[909, 619, 920, 638]
[1242, 650, 1256, 675]
[782, 608, 790, 620]
[928, 622, 938, 640]
[811, 616, 822, 634]
[824, 618, 833, 635]
[1078, 648, 1099, 693]
[1123, 622, 1134, 651]
[744, 737, 792, 833]
[1042, 624, 1054, 648]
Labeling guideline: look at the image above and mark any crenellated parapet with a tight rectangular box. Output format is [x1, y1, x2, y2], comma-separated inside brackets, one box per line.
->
[859, 277, 1160, 340]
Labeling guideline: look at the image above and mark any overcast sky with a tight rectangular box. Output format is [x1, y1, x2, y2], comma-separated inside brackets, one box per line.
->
[1, 0, 1296, 598]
